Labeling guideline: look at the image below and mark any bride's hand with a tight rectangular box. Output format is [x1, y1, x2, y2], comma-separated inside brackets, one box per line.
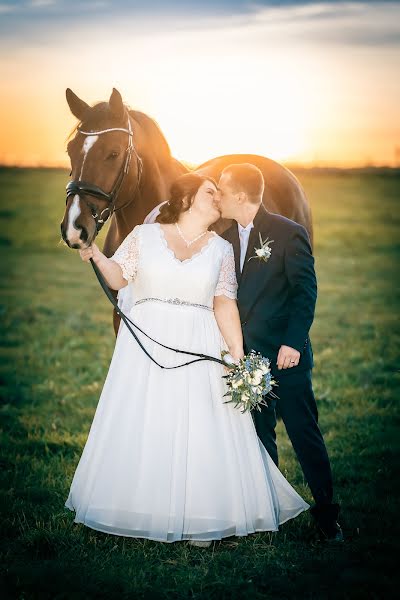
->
[222, 349, 244, 372]
[230, 348, 245, 363]
[79, 242, 102, 264]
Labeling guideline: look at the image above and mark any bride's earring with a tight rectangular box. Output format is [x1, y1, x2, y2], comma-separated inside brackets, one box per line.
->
[189, 206, 192, 214]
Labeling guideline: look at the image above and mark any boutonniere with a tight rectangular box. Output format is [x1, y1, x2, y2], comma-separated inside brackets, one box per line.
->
[248, 233, 274, 263]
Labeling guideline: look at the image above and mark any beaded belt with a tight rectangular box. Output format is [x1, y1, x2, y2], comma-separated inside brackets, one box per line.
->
[133, 297, 214, 312]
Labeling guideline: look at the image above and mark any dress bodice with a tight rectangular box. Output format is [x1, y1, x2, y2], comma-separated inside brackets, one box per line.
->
[109, 223, 238, 309]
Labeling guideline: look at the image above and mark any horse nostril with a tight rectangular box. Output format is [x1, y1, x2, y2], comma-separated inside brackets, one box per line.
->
[80, 226, 88, 243]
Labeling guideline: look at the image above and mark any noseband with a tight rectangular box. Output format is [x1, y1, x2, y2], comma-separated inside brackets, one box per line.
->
[65, 115, 143, 232]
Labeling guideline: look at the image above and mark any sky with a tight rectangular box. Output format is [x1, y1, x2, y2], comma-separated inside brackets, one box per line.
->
[0, 0, 399, 167]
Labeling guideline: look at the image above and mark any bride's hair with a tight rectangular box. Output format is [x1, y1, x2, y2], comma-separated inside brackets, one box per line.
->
[156, 173, 218, 224]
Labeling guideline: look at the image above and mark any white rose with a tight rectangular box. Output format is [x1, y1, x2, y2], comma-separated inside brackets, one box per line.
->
[255, 248, 264, 257]
[249, 371, 262, 385]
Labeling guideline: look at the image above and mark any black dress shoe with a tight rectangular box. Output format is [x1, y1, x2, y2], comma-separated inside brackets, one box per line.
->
[320, 520, 344, 543]
[310, 503, 344, 542]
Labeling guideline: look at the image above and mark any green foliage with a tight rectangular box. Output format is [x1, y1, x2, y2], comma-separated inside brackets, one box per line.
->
[0, 167, 399, 598]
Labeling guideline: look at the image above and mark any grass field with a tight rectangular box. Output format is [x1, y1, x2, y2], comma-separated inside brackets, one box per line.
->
[1, 167, 399, 599]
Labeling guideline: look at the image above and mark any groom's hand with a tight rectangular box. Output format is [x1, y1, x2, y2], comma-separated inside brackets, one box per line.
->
[277, 345, 300, 369]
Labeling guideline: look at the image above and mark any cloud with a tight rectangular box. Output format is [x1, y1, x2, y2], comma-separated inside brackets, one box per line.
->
[0, 1, 399, 50]
[29, 0, 58, 7]
[244, 2, 400, 47]
[0, 2, 19, 13]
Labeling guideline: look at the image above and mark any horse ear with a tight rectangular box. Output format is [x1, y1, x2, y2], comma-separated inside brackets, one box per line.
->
[66, 88, 90, 121]
[109, 87, 125, 120]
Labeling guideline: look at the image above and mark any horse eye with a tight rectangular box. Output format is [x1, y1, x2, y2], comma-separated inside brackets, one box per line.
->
[107, 151, 119, 160]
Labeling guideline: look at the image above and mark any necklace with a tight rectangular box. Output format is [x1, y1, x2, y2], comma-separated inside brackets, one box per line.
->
[175, 222, 208, 248]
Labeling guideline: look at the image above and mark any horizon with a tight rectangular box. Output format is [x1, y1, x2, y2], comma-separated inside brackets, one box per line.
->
[2, 162, 399, 172]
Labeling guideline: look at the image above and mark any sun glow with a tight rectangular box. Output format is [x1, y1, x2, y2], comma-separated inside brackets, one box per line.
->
[151, 54, 312, 165]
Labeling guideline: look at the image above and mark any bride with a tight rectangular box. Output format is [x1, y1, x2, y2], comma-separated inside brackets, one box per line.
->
[65, 172, 309, 546]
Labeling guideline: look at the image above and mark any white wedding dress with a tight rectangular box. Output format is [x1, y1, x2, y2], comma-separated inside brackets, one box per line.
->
[65, 223, 309, 542]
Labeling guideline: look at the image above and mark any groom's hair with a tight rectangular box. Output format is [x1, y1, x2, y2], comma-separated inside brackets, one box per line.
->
[222, 163, 264, 204]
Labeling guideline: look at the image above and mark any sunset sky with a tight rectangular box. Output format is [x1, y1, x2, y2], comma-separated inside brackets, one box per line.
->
[0, 0, 399, 167]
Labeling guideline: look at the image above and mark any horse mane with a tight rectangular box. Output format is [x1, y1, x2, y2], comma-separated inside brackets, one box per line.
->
[65, 102, 173, 166]
[128, 109, 172, 165]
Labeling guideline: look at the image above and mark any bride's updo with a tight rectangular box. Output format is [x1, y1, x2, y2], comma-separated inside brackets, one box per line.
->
[156, 173, 218, 224]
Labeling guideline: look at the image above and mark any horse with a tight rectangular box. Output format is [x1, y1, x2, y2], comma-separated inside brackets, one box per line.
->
[61, 88, 313, 337]
[60, 87, 188, 334]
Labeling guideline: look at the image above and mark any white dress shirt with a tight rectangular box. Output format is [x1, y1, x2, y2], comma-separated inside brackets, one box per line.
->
[237, 221, 254, 272]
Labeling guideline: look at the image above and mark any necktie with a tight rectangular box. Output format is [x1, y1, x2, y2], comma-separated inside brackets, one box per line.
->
[239, 227, 251, 272]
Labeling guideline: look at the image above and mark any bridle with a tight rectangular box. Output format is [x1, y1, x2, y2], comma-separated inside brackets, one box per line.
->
[65, 113, 143, 232]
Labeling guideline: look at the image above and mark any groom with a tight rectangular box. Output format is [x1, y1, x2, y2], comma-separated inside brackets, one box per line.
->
[216, 163, 343, 542]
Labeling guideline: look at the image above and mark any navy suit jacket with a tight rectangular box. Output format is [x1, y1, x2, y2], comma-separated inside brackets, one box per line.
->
[222, 204, 317, 379]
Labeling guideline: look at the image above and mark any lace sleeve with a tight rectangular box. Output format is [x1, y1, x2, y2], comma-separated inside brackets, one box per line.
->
[215, 242, 238, 300]
[109, 225, 141, 283]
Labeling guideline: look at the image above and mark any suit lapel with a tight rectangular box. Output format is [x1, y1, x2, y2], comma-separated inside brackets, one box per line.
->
[238, 204, 279, 326]
[224, 205, 272, 293]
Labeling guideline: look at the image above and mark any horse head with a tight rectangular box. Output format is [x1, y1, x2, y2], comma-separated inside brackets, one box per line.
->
[60, 87, 143, 249]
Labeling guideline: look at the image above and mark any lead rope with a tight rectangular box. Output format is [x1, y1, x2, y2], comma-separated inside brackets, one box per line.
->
[89, 258, 228, 370]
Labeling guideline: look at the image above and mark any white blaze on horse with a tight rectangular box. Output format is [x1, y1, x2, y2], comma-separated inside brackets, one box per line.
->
[61, 88, 313, 335]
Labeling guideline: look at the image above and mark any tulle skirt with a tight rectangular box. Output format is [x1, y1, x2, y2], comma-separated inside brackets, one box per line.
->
[65, 300, 309, 542]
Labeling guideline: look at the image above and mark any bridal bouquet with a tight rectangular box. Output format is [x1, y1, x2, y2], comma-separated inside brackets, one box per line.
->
[221, 350, 277, 413]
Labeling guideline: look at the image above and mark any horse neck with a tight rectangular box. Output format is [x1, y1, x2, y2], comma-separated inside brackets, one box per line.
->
[112, 152, 188, 237]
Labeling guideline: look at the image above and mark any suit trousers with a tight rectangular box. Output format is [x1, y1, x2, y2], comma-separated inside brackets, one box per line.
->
[253, 369, 334, 506]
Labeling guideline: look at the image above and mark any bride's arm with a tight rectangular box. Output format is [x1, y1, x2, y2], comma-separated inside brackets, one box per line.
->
[79, 243, 128, 290]
[79, 225, 140, 290]
[213, 295, 244, 362]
